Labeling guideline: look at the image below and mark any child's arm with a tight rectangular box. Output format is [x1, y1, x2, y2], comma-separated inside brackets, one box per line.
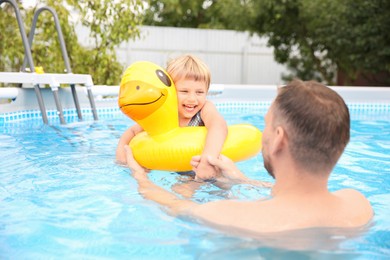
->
[196, 101, 228, 180]
[115, 124, 143, 165]
[191, 155, 273, 188]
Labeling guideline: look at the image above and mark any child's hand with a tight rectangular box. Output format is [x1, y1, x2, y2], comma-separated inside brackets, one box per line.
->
[124, 146, 149, 180]
[206, 155, 240, 178]
[193, 158, 218, 181]
[192, 154, 243, 180]
[115, 147, 128, 166]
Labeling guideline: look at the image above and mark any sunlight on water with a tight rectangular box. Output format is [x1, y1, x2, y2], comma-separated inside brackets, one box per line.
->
[0, 107, 389, 259]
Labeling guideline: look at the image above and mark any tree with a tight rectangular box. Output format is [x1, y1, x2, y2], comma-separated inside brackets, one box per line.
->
[0, 0, 144, 85]
[143, 0, 390, 86]
[143, 0, 255, 30]
[0, 1, 25, 73]
[4, 1, 388, 86]
[250, 0, 390, 85]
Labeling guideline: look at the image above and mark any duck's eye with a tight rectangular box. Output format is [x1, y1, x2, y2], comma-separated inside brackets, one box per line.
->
[155, 69, 172, 87]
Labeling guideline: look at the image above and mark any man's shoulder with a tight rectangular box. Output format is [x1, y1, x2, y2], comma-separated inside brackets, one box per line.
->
[333, 188, 372, 207]
[333, 188, 367, 199]
[333, 188, 373, 223]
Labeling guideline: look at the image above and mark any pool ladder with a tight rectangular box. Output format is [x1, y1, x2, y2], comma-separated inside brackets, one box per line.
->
[0, 0, 98, 124]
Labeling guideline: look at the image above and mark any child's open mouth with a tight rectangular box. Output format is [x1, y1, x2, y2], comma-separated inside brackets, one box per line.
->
[184, 105, 197, 112]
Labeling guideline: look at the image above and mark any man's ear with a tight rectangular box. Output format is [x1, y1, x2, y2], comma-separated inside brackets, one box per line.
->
[270, 126, 286, 155]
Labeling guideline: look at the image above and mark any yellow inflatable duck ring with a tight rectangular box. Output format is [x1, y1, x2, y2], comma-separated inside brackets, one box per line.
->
[119, 61, 262, 171]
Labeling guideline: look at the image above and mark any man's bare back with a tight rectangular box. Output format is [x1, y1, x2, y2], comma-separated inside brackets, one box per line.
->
[190, 188, 373, 233]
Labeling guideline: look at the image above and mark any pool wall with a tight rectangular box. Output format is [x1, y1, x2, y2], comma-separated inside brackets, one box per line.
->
[0, 85, 389, 123]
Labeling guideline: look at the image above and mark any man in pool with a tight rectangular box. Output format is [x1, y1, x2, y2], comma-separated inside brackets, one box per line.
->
[124, 79, 374, 234]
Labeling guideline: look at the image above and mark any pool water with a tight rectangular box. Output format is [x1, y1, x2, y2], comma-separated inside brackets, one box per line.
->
[0, 103, 389, 259]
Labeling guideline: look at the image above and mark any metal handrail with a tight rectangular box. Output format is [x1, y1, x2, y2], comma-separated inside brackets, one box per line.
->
[1, 2, 98, 124]
[20, 6, 98, 122]
[21, 7, 71, 73]
[0, 0, 48, 123]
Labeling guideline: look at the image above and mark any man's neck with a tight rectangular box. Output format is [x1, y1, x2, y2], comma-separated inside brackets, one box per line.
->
[271, 167, 330, 198]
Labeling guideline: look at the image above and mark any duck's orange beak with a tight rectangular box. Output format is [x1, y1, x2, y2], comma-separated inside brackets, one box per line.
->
[119, 80, 168, 121]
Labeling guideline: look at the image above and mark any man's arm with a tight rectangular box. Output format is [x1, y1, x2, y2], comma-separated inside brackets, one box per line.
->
[125, 146, 198, 215]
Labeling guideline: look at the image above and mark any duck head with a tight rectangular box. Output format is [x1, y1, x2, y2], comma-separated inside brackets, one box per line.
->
[119, 61, 179, 136]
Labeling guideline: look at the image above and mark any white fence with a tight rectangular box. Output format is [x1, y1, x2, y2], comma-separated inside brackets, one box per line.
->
[79, 26, 289, 85]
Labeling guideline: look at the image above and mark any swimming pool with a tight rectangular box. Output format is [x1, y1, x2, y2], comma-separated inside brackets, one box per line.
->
[0, 88, 389, 259]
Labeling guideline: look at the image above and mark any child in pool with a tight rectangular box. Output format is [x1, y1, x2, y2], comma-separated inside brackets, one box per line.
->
[116, 54, 228, 181]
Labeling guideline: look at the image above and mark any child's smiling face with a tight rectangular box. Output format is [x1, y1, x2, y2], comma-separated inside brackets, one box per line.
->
[175, 78, 208, 124]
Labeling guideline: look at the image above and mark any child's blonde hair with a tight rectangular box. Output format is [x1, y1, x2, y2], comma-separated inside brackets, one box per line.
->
[166, 54, 211, 89]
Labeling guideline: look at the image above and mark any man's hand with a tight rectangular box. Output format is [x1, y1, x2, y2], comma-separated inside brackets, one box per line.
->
[194, 158, 219, 181]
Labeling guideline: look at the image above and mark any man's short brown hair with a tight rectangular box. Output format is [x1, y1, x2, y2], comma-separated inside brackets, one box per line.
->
[273, 79, 350, 173]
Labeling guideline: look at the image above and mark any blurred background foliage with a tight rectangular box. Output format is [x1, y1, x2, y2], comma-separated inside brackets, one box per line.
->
[1, 0, 389, 86]
[144, 0, 390, 85]
[0, 0, 143, 85]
